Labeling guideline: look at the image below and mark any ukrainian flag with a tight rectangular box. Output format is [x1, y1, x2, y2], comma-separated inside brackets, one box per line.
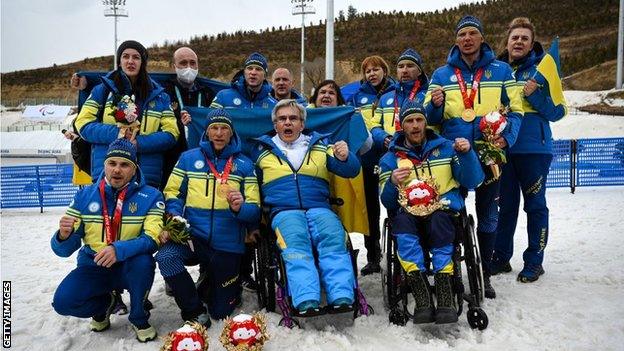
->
[533, 37, 568, 115]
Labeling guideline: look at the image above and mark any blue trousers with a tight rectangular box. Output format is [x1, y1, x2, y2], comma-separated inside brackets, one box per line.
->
[272, 208, 355, 309]
[495, 153, 552, 266]
[52, 253, 155, 327]
[155, 238, 241, 320]
[461, 165, 500, 275]
[392, 210, 455, 273]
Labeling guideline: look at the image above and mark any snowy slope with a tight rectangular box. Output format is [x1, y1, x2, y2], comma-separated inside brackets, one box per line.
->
[1, 91, 624, 350]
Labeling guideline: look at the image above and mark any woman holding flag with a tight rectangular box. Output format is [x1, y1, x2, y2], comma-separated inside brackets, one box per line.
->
[492, 17, 567, 283]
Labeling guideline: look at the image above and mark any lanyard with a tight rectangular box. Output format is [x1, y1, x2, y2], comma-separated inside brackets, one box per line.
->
[395, 150, 433, 179]
[203, 153, 234, 184]
[393, 81, 421, 131]
[454, 67, 483, 110]
[174, 85, 202, 110]
[99, 179, 128, 245]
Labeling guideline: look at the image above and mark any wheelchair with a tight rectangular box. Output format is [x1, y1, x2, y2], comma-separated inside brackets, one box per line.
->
[380, 209, 489, 330]
[253, 205, 373, 328]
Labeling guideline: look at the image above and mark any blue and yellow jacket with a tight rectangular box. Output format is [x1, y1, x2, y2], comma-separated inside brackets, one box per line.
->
[163, 132, 260, 254]
[270, 89, 308, 106]
[348, 78, 397, 167]
[75, 70, 179, 188]
[498, 42, 567, 154]
[374, 78, 429, 149]
[424, 43, 524, 150]
[210, 71, 277, 109]
[379, 130, 484, 213]
[51, 168, 163, 265]
[252, 131, 361, 218]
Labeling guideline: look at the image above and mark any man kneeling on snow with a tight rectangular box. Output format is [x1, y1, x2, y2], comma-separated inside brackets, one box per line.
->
[51, 139, 162, 342]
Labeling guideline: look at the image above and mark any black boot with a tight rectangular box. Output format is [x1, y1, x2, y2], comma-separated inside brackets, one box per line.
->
[406, 271, 434, 324]
[484, 274, 496, 299]
[434, 273, 458, 324]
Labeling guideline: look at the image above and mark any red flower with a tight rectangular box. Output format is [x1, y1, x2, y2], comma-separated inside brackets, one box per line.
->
[114, 109, 126, 122]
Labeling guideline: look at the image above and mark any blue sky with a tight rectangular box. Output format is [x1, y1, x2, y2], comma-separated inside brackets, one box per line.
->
[1, 0, 478, 73]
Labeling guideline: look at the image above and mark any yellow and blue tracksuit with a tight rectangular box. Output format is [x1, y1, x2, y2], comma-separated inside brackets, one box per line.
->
[378, 130, 484, 274]
[51, 169, 163, 327]
[374, 77, 429, 148]
[156, 132, 260, 320]
[347, 78, 396, 264]
[75, 70, 179, 189]
[210, 71, 277, 109]
[252, 131, 360, 308]
[423, 43, 524, 275]
[494, 42, 567, 270]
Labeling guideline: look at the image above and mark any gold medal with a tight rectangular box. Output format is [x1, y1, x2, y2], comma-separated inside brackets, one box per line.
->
[398, 159, 412, 169]
[461, 108, 476, 122]
[218, 182, 230, 197]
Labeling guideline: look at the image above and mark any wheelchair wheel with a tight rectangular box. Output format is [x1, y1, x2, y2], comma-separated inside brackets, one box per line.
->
[255, 228, 276, 312]
[467, 307, 489, 330]
[462, 214, 485, 304]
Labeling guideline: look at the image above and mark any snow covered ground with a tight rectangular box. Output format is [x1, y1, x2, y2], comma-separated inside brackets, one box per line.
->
[1, 90, 624, 351]
[2, 187, 624, 351]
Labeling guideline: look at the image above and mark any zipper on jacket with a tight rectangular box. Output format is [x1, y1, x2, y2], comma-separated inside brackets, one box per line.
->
[293, 172, 304, 209]
[540, 123, 546, 145]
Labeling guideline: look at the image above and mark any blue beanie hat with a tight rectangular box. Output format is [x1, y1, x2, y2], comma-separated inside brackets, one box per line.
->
[105, 138, 137, 168]
[397, 48, 423, 69]
[399, 100, 427, 127]
[455, 15, 484, 35]
[206, 108, 234, 132]
[244, 52, 268, 72]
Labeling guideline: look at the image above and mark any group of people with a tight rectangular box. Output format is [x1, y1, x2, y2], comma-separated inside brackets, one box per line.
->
[52, 13, 565, 341]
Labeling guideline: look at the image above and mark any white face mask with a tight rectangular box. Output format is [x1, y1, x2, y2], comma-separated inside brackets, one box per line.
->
[175, 67, 198, 84]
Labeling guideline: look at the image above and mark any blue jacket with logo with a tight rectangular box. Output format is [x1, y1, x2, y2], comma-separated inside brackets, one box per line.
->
[163, 132, 260, 254]
[498, 42, 567, 154]
[379, 130, 484, 213]
[51, 168, 163, 266]
[374, 78, 429, 149]
[75, 70, 179, 188]
[424, 43, 524, 150]
[251, 131, 360, 218]
[210, 71, 278, 109]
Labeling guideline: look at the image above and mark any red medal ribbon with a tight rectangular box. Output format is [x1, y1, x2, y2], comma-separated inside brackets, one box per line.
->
[205, 155, 234, 184]
[454, 67, 483, 110]
[393, 80, 422, 132]
[99, 179, 129, 245]
[395, 149, 432, 167]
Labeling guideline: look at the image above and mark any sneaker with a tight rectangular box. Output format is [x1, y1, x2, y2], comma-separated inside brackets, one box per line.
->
[241, 275, 258, 292]
[490, 261, 512, 276]
[188, 311, 212, 329]
[517, 264, 545, 283]
[132, 323, 157, 343]
[90, 293, 115, 332]
[484, 276, 496, 299]
[296, 300, 323, 316]
[360, 262, 381, 276]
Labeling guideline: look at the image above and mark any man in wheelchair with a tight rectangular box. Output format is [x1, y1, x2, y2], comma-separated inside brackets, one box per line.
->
[378, 101, 484, 324]
[251, 99, 361, 316]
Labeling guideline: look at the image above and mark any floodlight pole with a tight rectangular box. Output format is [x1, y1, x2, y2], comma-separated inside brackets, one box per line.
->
[325, 0, 334, 80]
[103, 0, 129, 70]
[292, 0, 315, 94]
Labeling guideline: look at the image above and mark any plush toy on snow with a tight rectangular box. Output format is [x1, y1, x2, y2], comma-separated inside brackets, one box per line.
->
[160, 322, 209, 351]
[219, 313, 269, 351]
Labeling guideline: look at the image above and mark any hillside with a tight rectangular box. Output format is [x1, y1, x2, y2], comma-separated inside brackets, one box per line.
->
[1, 0, 620, 103]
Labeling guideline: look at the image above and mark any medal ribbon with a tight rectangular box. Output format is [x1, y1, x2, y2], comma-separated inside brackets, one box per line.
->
[395, 150, 431, 167]
[393, 80, 421, 131]
[174, 85, 202, 110]
[99, 179, 129, 245]
[454, 67, 483, 110]
[204, 155, 234, 184]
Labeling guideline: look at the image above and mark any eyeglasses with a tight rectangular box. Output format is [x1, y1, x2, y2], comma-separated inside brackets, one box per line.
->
[276, 115, 301, 123]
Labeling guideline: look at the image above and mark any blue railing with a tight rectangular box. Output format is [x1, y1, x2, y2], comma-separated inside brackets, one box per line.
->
[2, 137, 623, 210]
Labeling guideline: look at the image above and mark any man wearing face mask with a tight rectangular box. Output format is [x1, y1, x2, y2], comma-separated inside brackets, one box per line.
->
[161, 47, 216, 191]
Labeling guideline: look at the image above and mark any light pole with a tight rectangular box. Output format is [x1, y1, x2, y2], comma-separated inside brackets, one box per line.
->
[292, 0, 315, 94]
[102, 0, 128, 70]
[325, 0, 334, 80]
[617, 0, 623, 89]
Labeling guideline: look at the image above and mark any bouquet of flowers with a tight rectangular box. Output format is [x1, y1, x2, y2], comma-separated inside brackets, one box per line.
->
[397, 176, 446, 217]
[475, 108, 508, 180]
[163, 213, 193, 250]
[110, 94, 140, 140]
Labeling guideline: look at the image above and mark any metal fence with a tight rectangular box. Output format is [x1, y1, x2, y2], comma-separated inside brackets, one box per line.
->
[1, 137, 623, 211]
